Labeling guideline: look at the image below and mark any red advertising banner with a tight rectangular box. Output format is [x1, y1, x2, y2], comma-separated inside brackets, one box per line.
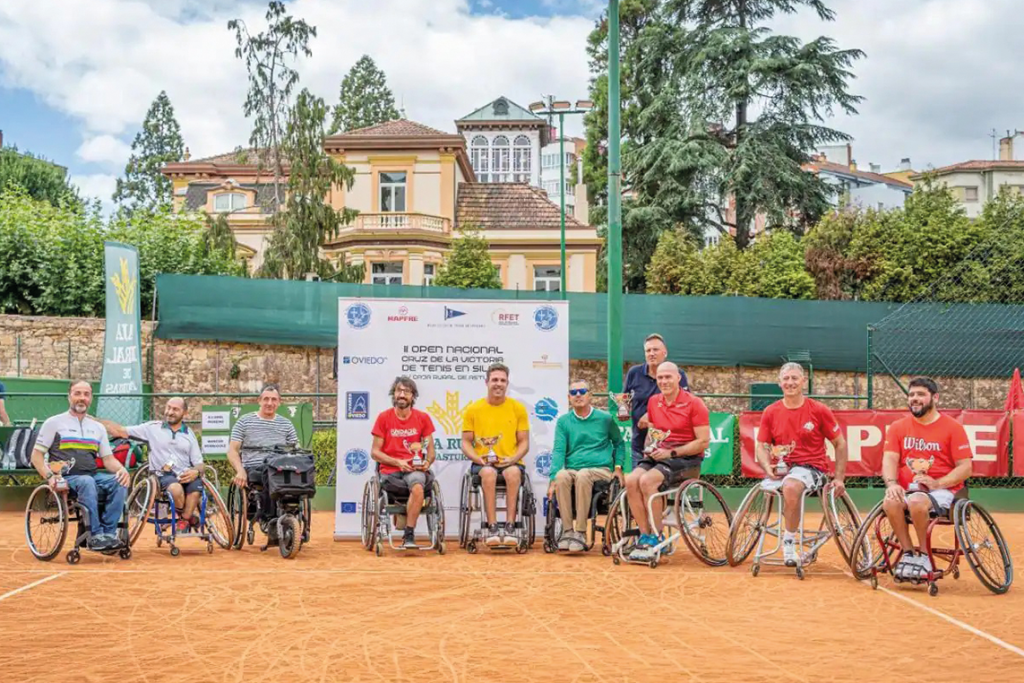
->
[740, 410, 1009, 478]
[1013, 411, 1024, 476]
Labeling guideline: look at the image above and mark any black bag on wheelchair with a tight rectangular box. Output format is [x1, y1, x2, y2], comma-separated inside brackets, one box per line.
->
[265, 453, 316, 501]
[3, 426, 38, 470]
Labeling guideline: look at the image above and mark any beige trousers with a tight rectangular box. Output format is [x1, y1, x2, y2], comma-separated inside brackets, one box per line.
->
[553, 467, 613, 533]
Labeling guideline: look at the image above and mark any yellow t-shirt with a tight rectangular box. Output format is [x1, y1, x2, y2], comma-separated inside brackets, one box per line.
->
[462, 398, 529, 463]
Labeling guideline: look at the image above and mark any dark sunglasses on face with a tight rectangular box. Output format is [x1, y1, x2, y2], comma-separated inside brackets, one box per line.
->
[568, 388, 589, 396]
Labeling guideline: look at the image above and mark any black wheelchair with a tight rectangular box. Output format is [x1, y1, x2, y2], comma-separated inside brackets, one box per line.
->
[226, 446, 315, 559]
[458, 464, 537, 553]
[543, 474, 622, 555]
[360, 465, 446, 556]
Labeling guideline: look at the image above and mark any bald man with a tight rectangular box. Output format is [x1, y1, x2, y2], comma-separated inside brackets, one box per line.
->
[625, 361, 710, 561]
[103, 398, 204, 531]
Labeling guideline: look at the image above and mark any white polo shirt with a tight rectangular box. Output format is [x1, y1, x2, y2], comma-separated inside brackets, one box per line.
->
[126, 421, 202, 477]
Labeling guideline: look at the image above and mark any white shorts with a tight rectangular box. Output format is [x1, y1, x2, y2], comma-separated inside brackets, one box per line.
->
[760, 466, 827, 494]
[907, 488, 954, 513]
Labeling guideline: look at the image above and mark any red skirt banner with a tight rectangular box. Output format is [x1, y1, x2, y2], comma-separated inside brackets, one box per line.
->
[1013, 411, 1024, 476]
[740, 410, 1009, 478]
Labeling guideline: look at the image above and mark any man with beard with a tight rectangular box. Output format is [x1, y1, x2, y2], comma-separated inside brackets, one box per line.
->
[102, 397, 204, 532]
[370, 376, 437, 550]
[30, 380, 130, 551]
[882, 377, 973, 580]
[462, 363, 530, 547]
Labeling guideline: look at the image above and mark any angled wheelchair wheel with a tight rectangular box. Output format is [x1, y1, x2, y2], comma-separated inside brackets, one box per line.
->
[523, 481, 537, 547]
[430, 481, 446, 551]
[822, 486, 863, 567]
[726, 485, 771, 566]
[955, 500, 1013, 595]
[25, 485, 68, 562]
[360, 479, 378, 551]
[130, 463, 151, 491]
[675, 480, 732, 567]
[848, 501, 893, 581]
[604, 489, 634, 555]
[203, 479, 234, 550]
[126, 475, 156, 547]
[544, 498, 562, 554]
[458, 473, 472, 549]
[226, 484, 248, 550]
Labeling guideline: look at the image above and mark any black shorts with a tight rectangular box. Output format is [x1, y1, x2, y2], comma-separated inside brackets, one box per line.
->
[157, 473, 203, 496]
[635, 456, 702, 490]
[471, 463, 525, 486]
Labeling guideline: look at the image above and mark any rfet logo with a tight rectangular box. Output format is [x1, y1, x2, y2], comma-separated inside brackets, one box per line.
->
[491, 309, 521, 326]
[534, 397, 559, 422]
[388, 305, 419, 322]
[344, 448, 369, 474]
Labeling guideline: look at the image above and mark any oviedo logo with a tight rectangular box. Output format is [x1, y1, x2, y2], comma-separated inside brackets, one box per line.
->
[344, 448, 369, 475]
[491, 309, 521, 326]
[535, 451, 553, 477]
[345, 303, 371, 329]
[111, 257, 137, 315]
[534, 397, 559, 422]
[388, 305, 419, 322]
[343, 356, 387, 365]
[346, 392, 369, 420]
[534, 305, 558, 331]
[426, 390, 472, 435]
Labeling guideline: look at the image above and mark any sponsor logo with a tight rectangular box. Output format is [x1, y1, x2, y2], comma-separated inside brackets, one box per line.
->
[345, 303, 371, 329]
[426, 390, 473, 435]
[344, 448, 370, 474]
[444, 306, 466, 320]
[388, 305, 419, 323]
[803, 421, 815, 431]
[534, 305, 558, 331]
[535, 451, 553, 477]
[343, 356, 387, 365]
[903, 438, 942, 452]
[346, 392, 369, 420]
[340, 501, 357, 514]
[491, 309, 521, 326]
[534, 397, 559, 422]
[531, 354, 563, 370]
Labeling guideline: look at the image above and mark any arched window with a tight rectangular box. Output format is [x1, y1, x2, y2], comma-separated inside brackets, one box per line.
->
[513, 135, 531, 183]
[471, 135, 489, 182]
[213, 192, 247, 212]
[491, 135, 510, 183]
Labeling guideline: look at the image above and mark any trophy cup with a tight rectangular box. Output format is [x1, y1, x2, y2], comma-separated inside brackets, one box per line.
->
[48, 459, 71, 493]
[644, 428, 671, 455]
[408, 439, 425, 468]
[770, 444, 792, 477]
[609, 392, 634, 421]
[478, 436, 501, 465]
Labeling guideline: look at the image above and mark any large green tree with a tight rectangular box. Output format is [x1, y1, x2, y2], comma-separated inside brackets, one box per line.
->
[432, 226, 502, 289]
[328, 55, 401, 134]
[0, 146, 80, 207]
[113, 91, 184, 214]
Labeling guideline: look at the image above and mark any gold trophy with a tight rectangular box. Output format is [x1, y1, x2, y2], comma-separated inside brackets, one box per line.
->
[770, 444, 793, 477]
[408, 439, 426, 468]
[478, 436, 501, 465]
[609, 392, 634, 420]
[47, 459, 72, 493]
[644, 428, 671, 455]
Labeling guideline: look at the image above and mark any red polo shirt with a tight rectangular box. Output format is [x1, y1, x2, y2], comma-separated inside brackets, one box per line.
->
[646, 391, 710, 450]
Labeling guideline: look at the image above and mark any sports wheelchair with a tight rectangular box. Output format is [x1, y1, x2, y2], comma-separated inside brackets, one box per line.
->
[543, 475, 622, 555]
[849, 486, 1013, 596]
[458, 464, 537, 553]
[25, 460, 132, 564]
[726, 476, 862, 579]
[226, 446, 315, 559]
[125, 462, 233, 556]
[360, 466, 446, 555]
[606, 464, 732, 569]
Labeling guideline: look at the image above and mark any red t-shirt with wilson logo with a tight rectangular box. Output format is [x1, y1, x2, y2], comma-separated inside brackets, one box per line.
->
[757, 398, 841, 472]
[645, 392, 710, 450]
[883, 414, 973, 493]
[371, 408, 436, 475]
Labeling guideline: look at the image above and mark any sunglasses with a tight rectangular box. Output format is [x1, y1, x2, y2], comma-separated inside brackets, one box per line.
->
[568, 388, 589, 396]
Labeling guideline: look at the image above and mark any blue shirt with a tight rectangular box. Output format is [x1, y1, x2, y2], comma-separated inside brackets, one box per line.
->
[0, 380, 5, 400]
[623, 363, 689, 456]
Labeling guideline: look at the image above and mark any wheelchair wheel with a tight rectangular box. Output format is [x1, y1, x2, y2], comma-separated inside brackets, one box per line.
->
[822, 486, 863, 566]
[202, 479, 234, 550]
[848, 502, 894, 581]
[522, 482, 537, 547]
[279, 514, 301, 560]
[226, 484, 247, 550]
[544, 499, 562, 554]
[360, 479, 378, 551]
[955, 500, 1013, 595]
[674, 480, 732, 567]
[25, 485, 68, 562]
[458, 473, 472, 549]
[126, 475, 156, 547]
[726, 485, 771, 566]
[130, 463, 151, 491]
[428, 481, 445, 553]
[301, 498, 312, 544]
[605, 489, 633, 553]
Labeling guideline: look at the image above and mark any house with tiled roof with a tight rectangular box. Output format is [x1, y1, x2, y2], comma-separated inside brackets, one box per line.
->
[805, 144, 913, 211]
[161, 114, 600, 291]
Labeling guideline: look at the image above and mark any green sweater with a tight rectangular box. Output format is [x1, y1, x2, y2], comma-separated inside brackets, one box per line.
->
[549, 408, 626, 480]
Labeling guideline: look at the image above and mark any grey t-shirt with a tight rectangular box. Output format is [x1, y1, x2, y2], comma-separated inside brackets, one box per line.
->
[126, 421, 202, 477]
[230, 413, 298, 467]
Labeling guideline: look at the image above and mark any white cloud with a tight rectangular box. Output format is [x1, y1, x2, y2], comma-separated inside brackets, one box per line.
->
[76, 135, 132, 166]
[70, 172, 117, 208]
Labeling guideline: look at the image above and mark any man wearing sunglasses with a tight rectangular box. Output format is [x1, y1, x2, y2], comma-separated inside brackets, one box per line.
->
[547, 380, 626, 551]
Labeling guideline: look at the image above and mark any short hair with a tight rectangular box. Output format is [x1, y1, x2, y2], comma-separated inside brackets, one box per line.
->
[167, 396, 188, 411]
[569, 378, 589, 388]
[259, 383, 281, 398]
[908, 377, 939, 395]
[68, 379, 91, 393]
[486, 363, 510, 381]
[779, 362, 805, 378]
[644, 333, 666, 347]
[389, 376, 419, 399]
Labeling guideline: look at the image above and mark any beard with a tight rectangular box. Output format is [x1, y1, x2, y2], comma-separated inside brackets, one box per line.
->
[165, 414, 182, 426]
[393, 397, 412, 409]
[71, 402, 88, 414]
[909, 398, 934, 417]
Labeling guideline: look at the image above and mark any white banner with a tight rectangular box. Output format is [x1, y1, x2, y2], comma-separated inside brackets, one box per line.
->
[333, 298, 570, 539]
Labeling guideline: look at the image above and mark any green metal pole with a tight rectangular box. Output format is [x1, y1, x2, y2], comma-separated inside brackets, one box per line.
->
[607, 0, 623, 394]
[559, 111, 567, 298]
[866, 326, 873, 409]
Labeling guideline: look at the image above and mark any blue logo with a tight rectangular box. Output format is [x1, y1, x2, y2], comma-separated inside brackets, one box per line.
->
[344, 448, 370, 475]
[444, 306, 466, 320]
[535, 451, 553, 477]
[534, 305, 558, 331]
[534, 397, 558, 422]
[340, 501, 357, 514]
[346, 392, 369, 419]
[343, 356, 387, 365]
[346, 303, 371, 329]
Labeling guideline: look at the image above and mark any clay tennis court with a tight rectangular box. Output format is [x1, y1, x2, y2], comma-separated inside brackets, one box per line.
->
[1, 510, 1021, 683]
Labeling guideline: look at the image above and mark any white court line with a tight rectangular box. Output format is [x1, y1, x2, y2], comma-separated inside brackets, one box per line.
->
[0, 567, 850, 576]
[0, 572, 65, 602]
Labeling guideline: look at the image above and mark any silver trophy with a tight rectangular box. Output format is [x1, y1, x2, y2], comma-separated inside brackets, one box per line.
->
[644, 428, 671, 455]
[609, 391, 634, 421]
[770, 444, 792, 476]
[408, 439, 426, 468]
[478, 436, 500, 465]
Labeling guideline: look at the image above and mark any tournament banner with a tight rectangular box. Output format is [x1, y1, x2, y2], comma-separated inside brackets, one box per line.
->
[740, 409, 1009, 478]
[96, 242, 143, 425]
[1013, 411, 1024, 476]
[333, 299, 570, 540]
[199, 403, 314, 457]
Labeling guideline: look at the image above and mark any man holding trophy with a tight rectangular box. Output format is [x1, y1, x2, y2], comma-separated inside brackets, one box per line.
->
[371, 376, 437, 550]
[618, 334, 689, 467]
[624, 362, 709, 561]
[461, 363, 530, 547]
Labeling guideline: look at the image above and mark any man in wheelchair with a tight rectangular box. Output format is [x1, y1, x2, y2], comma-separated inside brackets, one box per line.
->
[882, 377, 973, 581]
[547, 379, 625, 552]
[101, 397, 203, 532]
[30, 380, 130, 551]
[370, 376, 437, 550]
[625, 362, 710, 562]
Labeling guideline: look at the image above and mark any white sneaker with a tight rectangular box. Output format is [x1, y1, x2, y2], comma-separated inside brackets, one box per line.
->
[783, 540, 798, 567]
[894, 552, 916, 579]
[905, 553, 932, 581]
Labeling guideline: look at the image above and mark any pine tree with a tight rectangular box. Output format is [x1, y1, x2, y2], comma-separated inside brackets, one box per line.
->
[328, 55, 401, 134]
[432, 226, 502, 289]
[113, 91, 184, 214]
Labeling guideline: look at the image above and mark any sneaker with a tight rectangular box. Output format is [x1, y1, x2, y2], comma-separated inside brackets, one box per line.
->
[502, 522, 518, 546]
[176, 519, 191, 533]
[894, 551, 914, 579]
[485, 524, 501, 547]
[557, 531, 571, 551]
[905, 552, 932, 581]
[87, 534, 109, 551]
[628, 534, 654, 561]
[567, 530, 587, 552]
[783, 540, 798, 567]
[402, 529, 417, 550]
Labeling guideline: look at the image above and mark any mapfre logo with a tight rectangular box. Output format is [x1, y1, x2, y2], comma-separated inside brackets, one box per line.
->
[491, 309, 521, 326]
[388, 305, 418, 322]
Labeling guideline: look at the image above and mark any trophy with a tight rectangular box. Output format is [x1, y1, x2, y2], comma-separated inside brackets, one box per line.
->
[770, 444, 793, 477]
[644, 428, 671, 455]
[609, 392, 634, 420]
[47, 459, 72, 493]
[407, 439, 426, 468]
[906, 456, 933, 492]
[478, 436, 501, 465]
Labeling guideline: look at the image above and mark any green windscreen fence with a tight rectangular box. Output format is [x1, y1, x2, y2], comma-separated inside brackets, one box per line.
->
[155, 274, 901, 370]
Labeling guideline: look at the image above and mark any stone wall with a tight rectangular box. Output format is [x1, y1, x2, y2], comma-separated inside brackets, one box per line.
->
[1, 315, 1011, 422]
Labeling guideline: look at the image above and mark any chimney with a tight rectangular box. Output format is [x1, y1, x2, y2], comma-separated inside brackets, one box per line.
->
[850, 159, 857, 171]
[870, 163, 881, 173]
[1000, 136, 1013, 161]
[0, 129, 4, 148]
[900, 158, 912, 172]
[183, 146, 191, 161]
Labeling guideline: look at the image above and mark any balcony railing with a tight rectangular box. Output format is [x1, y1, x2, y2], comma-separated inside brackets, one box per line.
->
[351, 212, 450, 233]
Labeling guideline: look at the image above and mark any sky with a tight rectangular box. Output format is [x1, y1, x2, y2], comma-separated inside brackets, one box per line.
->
[1, 0, 1022, 213]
